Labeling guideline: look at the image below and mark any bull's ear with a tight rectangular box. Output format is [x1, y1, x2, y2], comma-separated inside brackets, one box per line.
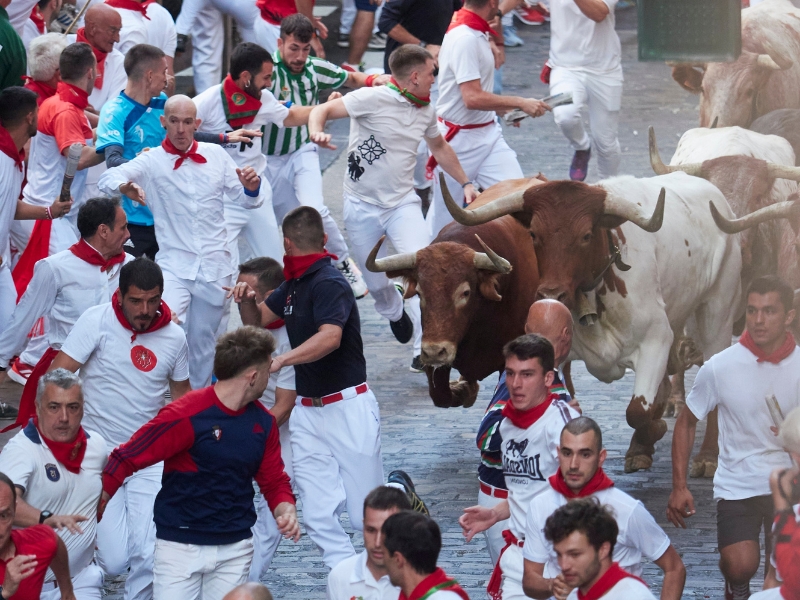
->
[597, 214, 627, 229]
[478, 273, 503, 302]
[671, 65, 704, 93]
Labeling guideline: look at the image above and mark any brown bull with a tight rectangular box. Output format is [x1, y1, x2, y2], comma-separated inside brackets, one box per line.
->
[365, 177, 541, 408]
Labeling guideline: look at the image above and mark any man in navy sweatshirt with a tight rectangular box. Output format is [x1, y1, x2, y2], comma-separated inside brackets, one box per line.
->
[99, 326, 298, 600]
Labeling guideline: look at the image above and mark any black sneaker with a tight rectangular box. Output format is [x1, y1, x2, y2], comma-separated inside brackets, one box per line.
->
[410, 355, 424, 373]
[390, 310, 413, 344]
[387, 470, 429, 515]
[0, 403, 19, 420]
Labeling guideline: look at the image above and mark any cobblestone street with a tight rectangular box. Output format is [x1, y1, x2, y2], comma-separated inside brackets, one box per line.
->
[0, 4, 748, 598]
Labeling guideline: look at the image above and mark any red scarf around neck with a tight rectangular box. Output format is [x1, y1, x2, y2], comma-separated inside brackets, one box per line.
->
[112, 292, 172, 342]
[501, 393, 556, 429]
[577, 563, 647, 600]
[386, 77, 430, 108]
[283, 252, 338, 281]
[29, 6, 45, 33]
[400, 568, 470, 600]
[549, 467, 615, 499]
[739, 330, 796, 364]
[57, 82, 89, 110]
[0, 125, 24, 172]
[447, 8, 498, 37]
[33, 417, 88, 475]
[221, 74, 262, 128]
[162, 137, 207, 170]
[23, 77, 57, 106]
[69, 238, 126, 272]
[76, 28, 108, 89]
[105, 0, 152, 19]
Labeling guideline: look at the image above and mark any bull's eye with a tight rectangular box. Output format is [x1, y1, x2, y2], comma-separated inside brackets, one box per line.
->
[463, 289, 470, 298]
[529, 232, 536, 242]
[582, 233, 592, 243]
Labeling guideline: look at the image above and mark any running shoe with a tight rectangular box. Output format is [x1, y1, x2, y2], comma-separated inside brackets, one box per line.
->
[340, 62, 365, 73]
[368, 32, 387, 50]
[7, 358, 34, 385]
[337, 258, 369, 299]
[569, 149, 591, 181]
[0, 403, 18, 420]
[390, 310, 413, 344]
[410, 355, 425, 373]
[515, 4, 546, 25]
[387, 470, 430, 515]
[503, 25, 524, 47]
[337, 33, 350, 48]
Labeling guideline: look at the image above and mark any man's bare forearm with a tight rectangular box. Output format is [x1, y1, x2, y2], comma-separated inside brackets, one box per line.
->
[671, 410, 697, 490]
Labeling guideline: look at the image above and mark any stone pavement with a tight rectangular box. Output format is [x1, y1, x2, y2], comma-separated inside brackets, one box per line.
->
[0, 4, 755, 599]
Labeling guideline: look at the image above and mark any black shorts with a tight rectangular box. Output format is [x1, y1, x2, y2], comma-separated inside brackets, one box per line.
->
[127, 224, 159, 260]
[716, 495, 774, 550]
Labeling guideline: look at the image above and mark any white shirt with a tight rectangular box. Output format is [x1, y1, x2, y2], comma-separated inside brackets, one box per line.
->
[500, 399, 578, 538]
[7, 0, 37, 33]
[523, 486, 671, 579]
[549, 0, 621, 73]
[342, 85, 439, 208]
[566, 577, 656, 600]
[259, 324, 295, 410]
[114, 2, 176, 58]
[21, 17, 40, 50]
[326, 551, 399, 600]
[60, 302, 189, 447]
[0, 424, 107, 581]
[0, 152, 24, 267]
[686, 343, 800, 500]
[98, 143, 264, 281]
[0, 248, 132, 364]
[436, 24, 495, 125]
[66, 36, 128, 111]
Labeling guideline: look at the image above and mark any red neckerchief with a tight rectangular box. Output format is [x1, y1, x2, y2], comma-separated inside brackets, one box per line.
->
[57, 81, 89, 110]
[33, 416, 88, 474]
[739, 330, 796, 364]
[386, 77, 430, 108]
[161, 137, 207, 170]
[447, 8, 498, 37]
[112, 292, 172, 342]
[577, 563, 647, 600]
[266, 319, 285, 330]
[283, 252, 338, 281]
[221, 74, 262, 128]
[29, 6, 45, 33]
[549, 467, 615, 499]
[23, 77, 57, 106]
[105, 0, 152, 19]
[400, 568, 470, 600]
[501, 393, 557, 429]
[69, 238, 126, 272]
[0, 125, 24, 172]
[76, 28, 108, 89]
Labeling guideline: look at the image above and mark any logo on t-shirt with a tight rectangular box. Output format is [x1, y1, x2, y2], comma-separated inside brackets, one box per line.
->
[231, 92, 247, 106]
[212, 426, 222, 441]
[503, 438, 545, 482]
[131, 346, 158, 372]
[45, 463, 60, 482]
[348, 153, 364, 182]
[357, 135, 386, 165]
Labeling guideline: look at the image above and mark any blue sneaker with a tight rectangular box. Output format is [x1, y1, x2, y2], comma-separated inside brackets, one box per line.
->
[503, 25, 524, 47]
[570, 149, 591, 181]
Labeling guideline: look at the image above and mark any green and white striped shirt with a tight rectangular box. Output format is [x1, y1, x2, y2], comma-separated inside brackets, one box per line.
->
[265, 51, 348, 156]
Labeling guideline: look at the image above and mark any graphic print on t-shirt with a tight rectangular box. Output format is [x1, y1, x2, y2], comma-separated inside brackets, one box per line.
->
[357, 135, 387, 165]
[503, 437, 545, 482]
[131, 346, 158, 372]
[348, 153, 365, 181]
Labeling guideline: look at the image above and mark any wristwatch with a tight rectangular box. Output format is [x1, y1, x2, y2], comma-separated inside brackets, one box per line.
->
[39, 510, 53, 524]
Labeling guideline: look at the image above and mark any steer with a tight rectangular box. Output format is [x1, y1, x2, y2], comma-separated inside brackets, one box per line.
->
[750, 108, 800, 164]
[443, 172, 742, 473]
[364, 178, 541, 409]
[671, 0, 800, 127]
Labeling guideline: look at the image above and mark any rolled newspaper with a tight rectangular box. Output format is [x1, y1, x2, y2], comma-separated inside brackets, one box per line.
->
[504, 92, 574, 125]
[766, 394, 785, 429]
[59, 143, 82, 204]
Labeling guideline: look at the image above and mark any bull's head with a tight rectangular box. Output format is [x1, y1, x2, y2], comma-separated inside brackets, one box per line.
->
[365, 234, 512, 368]
[442, 179, 665, 310]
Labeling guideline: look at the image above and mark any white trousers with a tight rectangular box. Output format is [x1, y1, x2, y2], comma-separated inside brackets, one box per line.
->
[163, 270, 233, 388]
[500, 543, 527, 600]
[224, 193, 284, 265]
[0, 265, 14, 334]
[96, 464, 162, 600]
[427, 121, 523, 239]
[265, 143, 349, 261]
[290, 389, 384, 568]
[253, 19, 280, 53]
[550, 66, 623, 180]
[750, 589, 784, 599]
[478, 488, 510, 566]
[153, 537, 254, 600]
[40, 563, 104, 600]
[342, 192, 428, 355]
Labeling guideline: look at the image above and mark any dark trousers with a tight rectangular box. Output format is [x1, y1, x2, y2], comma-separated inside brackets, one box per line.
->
[127, 224, 158, 260]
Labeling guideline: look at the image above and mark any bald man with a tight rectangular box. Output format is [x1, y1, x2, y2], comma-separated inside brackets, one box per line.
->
[474, 299, 577, 565]
[223, 583, 274, 600]
[98, 95, 266, 388]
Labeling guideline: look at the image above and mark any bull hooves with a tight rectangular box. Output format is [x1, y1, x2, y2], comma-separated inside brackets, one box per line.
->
[664, 397, 685, 418]
[449, 379, 480, 408]
[624, 454, 653, 473]
[689, 457, 717, 479]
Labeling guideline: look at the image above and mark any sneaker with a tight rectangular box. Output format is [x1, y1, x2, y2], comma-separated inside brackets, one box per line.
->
[337, 258, 369, 299]
[390, 310, 413, 344]
[387, 470, 430, 515]
[176, 33, 189, 53]
[337, 32, 350, 48]
[7, 358, 34, 385]
[569, 149, 591, 181]
[410, 355, 425, 373]
[503, 25, 524, 47]
[340, 62, 365, 73]
[515, 5, 546, 25]
[0, 403, 18, 420]
[368, 32, 387, 50]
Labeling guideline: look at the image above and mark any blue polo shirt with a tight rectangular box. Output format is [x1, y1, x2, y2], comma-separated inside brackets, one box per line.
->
[96, 91, 168, 226]
[265, 257, 367, 398]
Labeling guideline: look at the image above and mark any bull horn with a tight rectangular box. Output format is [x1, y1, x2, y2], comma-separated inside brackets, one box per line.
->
[765, 162, 800, 182]
[473, 235, 512, 274]
[710, 116, 719, 129]
[364, 235, 417, 273]
[757, 40, 793, 71]
[648, 127, 703, 177]
[440, 172, 526, 226]
[604, 187, 666, 233]
[709, 200, 800, 234]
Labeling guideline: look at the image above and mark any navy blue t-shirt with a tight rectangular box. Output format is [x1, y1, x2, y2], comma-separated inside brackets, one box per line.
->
[266, 257, 367, 397]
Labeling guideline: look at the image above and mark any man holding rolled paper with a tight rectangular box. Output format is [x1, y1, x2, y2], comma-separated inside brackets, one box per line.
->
[668, 275, 800, 600]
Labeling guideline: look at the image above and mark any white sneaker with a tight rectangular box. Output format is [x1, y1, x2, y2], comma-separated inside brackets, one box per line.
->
[337, 258, 369, 299]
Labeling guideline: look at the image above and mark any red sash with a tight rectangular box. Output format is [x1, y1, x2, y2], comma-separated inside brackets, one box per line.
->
[33, 417, 88, 474]
[105, 0, 152, 19]
[76, 28, 108, 90]
[425, 117, 494, 179]
[739, 330, 796, 364]
[283, 252, 338, 281]
[501, 393, 557, 429]
[161, 138, 207, 170]
[112, 293, 172, 342]
[401, 568, 470, 600]
[255, 0, 300, 25]
[447, 8, 498, 36]
[2, 347, 60, 432]
[12, 220, 53, 300]
[0, 125, 24, 172]
[487, 530, 522, 600]
[549, 468, 615, 499]
[56, 82, 89, 110]
[266, 319, 285, 330]
[577, 563, 647, 600]
[69, 239, 126, 272]
[220, 74, 262, 129]
[29, 6, 45, 34]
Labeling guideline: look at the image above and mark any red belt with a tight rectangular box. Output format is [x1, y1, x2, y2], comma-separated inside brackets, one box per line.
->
[487, 530, 523, 600]
[480, 482, 509, 499]
[300, 383, 369, 407]
[425, 117, 495, 179]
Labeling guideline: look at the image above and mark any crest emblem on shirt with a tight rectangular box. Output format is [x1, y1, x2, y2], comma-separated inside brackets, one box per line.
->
[45, 463, 60, 482]
[231, 92, 247, 106]
[131, 346, 158, 372]
[212, 426, 222, 441]
[357, 135, 386, 165]
[348, 153, 364, 182]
